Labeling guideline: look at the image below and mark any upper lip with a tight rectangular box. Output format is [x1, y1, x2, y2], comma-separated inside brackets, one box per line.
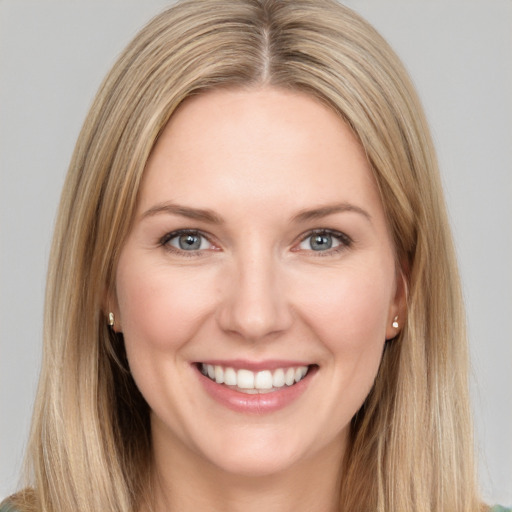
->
[195, 359, 314, 372]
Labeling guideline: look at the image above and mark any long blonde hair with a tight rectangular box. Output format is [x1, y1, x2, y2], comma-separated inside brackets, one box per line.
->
[8, 1, 482, 511]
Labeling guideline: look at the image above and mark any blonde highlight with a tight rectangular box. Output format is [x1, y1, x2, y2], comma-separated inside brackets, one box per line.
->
[7, 1, 483, 511]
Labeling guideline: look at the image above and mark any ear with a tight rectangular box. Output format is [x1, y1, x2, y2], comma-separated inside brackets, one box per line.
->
[103, 286, 123, 333]
[385, 267, 408, 340]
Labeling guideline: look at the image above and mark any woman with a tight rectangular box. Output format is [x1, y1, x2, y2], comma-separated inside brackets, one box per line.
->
[1, 0, 508, 511]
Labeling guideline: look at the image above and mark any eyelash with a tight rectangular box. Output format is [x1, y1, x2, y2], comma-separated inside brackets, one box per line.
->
[158, 228, 353, 256]
[295, 229, 353, 256]
[159, 229, 215, 257]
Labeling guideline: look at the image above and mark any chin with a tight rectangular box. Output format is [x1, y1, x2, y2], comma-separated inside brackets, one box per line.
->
[207, 447, 303, 478]
[193, 424, 343, 479]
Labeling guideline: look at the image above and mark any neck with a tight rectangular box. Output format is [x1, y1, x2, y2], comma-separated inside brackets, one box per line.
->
[148, 423, 346, 512]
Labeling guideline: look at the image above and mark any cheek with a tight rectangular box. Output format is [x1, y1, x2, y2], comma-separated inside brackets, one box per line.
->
[292, 257, 395, 417]
[115, 258, 216, 354]
[297, 264, 394, 352]
[283, 261, 395, 442]
[114, 257, 219, 422]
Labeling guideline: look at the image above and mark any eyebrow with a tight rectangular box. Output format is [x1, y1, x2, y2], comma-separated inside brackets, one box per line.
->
[291, 203, 372, 223]
[141, 202, 224, 224]
[140, 201, 371, 225]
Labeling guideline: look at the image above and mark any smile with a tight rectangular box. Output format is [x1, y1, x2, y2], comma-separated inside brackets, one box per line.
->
[195, 361, 316, 413]
[199, 363, 310, 394]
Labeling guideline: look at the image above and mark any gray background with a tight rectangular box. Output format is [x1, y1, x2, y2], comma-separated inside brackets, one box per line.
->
[1, 0, 511, 506]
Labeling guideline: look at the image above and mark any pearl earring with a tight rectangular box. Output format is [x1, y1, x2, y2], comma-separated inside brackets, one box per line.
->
[392, 316, 399, 329]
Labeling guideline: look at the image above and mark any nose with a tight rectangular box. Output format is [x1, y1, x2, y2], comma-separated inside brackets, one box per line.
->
[217, 248, 293, 342]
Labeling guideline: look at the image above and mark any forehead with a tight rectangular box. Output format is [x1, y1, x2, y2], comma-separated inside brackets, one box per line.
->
[139, 87, 383, 222]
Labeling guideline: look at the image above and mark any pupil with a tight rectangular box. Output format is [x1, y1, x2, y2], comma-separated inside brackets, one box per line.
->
[311, 234, 332, 251]
[179, 234, 201, 250]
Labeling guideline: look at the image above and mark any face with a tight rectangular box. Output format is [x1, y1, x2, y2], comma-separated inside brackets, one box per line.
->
[113, 87, 404, 478]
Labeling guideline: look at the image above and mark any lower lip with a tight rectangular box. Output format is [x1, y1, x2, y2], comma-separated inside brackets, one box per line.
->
[196, 366, 316, 414]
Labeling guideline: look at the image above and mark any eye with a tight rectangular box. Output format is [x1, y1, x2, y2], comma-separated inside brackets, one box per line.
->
[161, 230, 214, 253]
[296, 229, 351, 253]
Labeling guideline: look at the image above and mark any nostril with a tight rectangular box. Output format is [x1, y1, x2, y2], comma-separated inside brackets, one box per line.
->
[216, 298, 293, 342]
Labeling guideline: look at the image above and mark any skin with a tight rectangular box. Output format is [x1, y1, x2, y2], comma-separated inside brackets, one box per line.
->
[113, 87, 405, 512]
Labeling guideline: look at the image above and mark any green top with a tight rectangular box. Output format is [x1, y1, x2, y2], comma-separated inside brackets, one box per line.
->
[0, 503, 510, 512]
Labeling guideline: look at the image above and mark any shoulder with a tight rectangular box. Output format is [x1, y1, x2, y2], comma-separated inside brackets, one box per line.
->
[0, 488, 38, 512]
[0, 503, 18, 512]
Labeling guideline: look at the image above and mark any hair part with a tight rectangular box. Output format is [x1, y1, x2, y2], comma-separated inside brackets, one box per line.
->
[8, 1, 482, 511]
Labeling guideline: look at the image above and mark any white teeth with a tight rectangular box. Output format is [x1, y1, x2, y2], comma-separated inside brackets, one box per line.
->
[285, 367, 295, 386]
[201, 363, 310, 391]
[272, 368, 285, 388]
[237, 369, 255, 389]
[254, 370, 273, 389]
[214, 365, 224, 384]
[224, 367, 237, 385]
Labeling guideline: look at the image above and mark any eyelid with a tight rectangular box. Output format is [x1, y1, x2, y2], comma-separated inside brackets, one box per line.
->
[293, 228, 353, 254]
[159, 229, 219, 255]
[158, 227, 352, 257]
